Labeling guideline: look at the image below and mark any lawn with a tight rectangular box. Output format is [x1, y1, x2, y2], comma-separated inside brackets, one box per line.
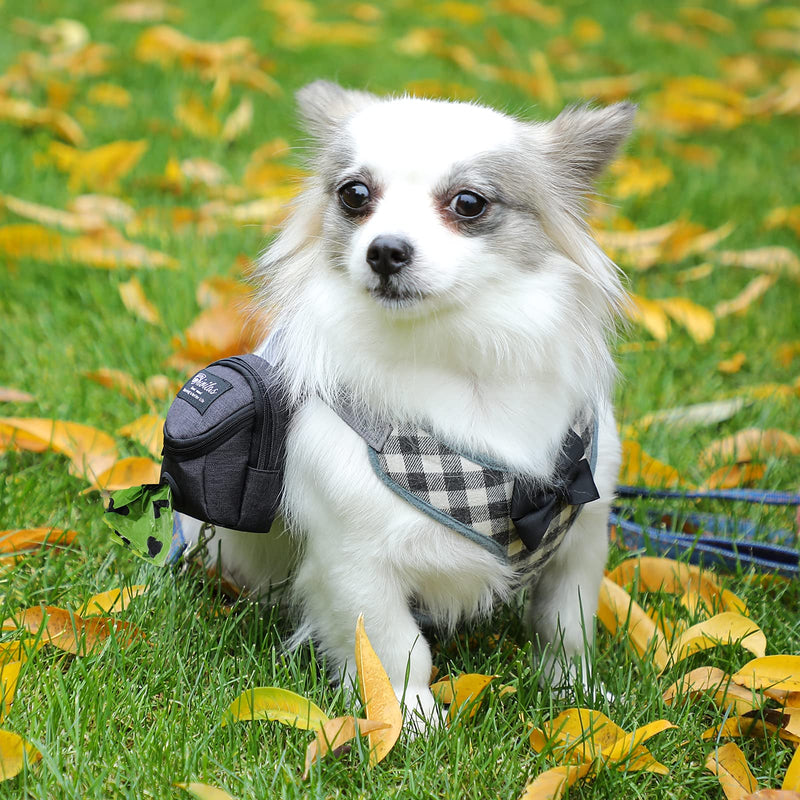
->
[0, 0, 799, 798]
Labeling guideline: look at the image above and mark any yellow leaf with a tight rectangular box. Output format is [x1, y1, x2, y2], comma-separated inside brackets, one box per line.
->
[118, 415, 164, 458]
[0, 387, 35, 403]
[715, 275, 777, 318]
[303, 716, 390, 778]
[434, 2, 485, 24]
[699, 428, 800, 469]
[663, 666, 762, 715]
[354, 615, 403, 765]
[667, 613, 766, 668]
[732, 656, 800, 693]
[529, 51, 560, 106]
[0, 96, 85, 146]
[561, 74, 646, 103]
[69, 194, 136, 226]
[784, 745, 800, 791]
[119, 277, 162, 325]
[625, 294, 670, 341]
[0, 527, 78, 556]
[0, 193, 104, 233]
[597, 577, 670, 670]
[0, 730, 41, 781]
[86, 456, 161, 491]
[703, 463, 766, 490]
[175, 94, 220, 139]
[493, 0, 562, 26]
[619, 440, 681, 488]
[87, 83, 132, 108]
[0, 662, 23, 718]
[680, 7, 734, 33]
[430, 673, 495, 724]
[608, 157, 673, 199]
[705, 742, 758, 800]
[0, 417, 117, 481]
[78, 586, 148, 617]
[47, 140, 148, 192]
[175, 783, 238, 800]
[716, 247, 800, 279]
[546, 708, 626, 759]
[107, 2, 184, 23]
[517, 763, 592, 800]
[703, 713, 800, 745]
[572, 16, 604, 43]
[656, 297, 715, 344]
[718, 353, 747, 374]
[85, 368, 149, 403]
[222, 687, 329, 730]
[221, 97, 253, 143]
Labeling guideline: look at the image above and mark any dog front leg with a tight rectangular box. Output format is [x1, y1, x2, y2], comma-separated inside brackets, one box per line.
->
[293, 554, 439, 729]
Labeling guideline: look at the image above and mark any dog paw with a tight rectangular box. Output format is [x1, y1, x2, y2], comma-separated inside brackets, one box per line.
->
[401, 687, 443, 737]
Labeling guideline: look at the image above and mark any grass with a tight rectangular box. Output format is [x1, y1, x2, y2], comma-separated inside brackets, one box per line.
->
[1, 0, 799, 797]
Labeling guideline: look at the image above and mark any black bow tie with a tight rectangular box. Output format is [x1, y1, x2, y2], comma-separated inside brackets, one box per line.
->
[510, 429, 600, 552]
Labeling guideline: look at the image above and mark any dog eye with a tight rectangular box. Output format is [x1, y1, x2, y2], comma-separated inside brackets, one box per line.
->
[450, 191, 487, 219]
[338, 181, 371, 211]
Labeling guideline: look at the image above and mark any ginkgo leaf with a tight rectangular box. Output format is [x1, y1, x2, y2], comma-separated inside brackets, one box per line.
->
[175, 783, 238, 800]
[699, 429, 800, 469]
[222, 687, 328, 730]
[430, 673, 495, 723]
[597, 577, 670, 669]
[517, 762, 593, 800]
[656, 297, 715, 343]
[0, 729, 41, 781]
[86, 456, 161, 491]
[354, 615, 403, 765]
[782, 745, 800, 792]
[0, 528, 78, 555]
[619, 440, 681, 488]
[663, 666, 762, 715]
[0, 417, 118, 480]
[665, 612, 766, 669]
[703, 712, 800, 745]
[303, 716, 390, 778]
[78, 586, 148, 616]
[600, 720, 676, 766]
[118, 415, 164, 458]
[732, 656, 800, 693]
[705, 741, 759, 800]
[119, 277, 162, 325]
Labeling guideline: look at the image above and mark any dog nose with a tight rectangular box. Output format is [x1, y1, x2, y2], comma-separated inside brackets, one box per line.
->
[366, 235, 413, 276]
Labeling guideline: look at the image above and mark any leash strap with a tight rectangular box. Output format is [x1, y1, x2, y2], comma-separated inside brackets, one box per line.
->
[612, 485, 800, 577]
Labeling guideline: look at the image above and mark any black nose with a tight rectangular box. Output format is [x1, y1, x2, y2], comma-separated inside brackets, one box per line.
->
[366, 235, 413, 277]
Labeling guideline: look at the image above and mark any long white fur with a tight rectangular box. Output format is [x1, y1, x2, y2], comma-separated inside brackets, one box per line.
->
[179, 84, 634, 725]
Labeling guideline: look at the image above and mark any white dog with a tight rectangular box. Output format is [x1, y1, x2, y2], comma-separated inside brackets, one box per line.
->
[179, 81, 634, 725]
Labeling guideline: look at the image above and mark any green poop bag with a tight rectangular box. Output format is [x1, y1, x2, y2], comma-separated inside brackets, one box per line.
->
[103, 483, 173, 567]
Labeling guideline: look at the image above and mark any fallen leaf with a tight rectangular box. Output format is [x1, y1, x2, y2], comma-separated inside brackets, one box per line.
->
[175, 783, 238, 800]
[0, 387, 35, 403]
[634, 398, 749, 431]
[69, 194, 136, 226]
[703, 712, 800, 745]
[716, 247, 800, 279]
[493, 0, 562, 26]
[118, 415, 164, 458]
[656, 297, 715, 344]
[303, 716, 390, 778]
[47, 140, 148, 192]
[175, 94, 220, 138]
[0, 730, 41, 781]
[619, 440, 681, 488]
[783, 745, 800, 792]
[87, 83, 132, 108]
[704, 463, 766, 490]
[430, 673, 495, 723]
[221, 96, 253, 142]
[666, 612, 766, 668]
[597, 577, 670, 669]
[0, 527, 78, 556]
[222, 687, 329, 730]
[107, 1, 184, 23]
[118, 277, 162, 325]
[732, 656, 800, 693]
[78, 586, 148, 616]
[706, 741, 759, 800]
[626, 294, 670, 341]
[0, 417, 118, 480]
[354, 615, 403, 765]
[517, 763, 593, 800]
[663, 666, 762, 715]
[601, 720, 677, 768]
[745, 791, 800, 800]
[715, 275, 777, 318]
[85, 368, 149, 403]
[680, 7, 734, 33]
[0, 96, 85, 145]
[699, 429, 800, 469]
[0, 193, 105, 233]
[718, 353, 747, 374]
[0, 661, 23, 717]
[609, 157, 673, 199]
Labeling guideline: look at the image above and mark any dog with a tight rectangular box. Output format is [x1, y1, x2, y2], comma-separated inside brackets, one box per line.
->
[179, 81, 634, 725]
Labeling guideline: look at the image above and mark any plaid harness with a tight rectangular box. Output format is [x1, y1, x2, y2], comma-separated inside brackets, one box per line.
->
[332, 398, 599, 584]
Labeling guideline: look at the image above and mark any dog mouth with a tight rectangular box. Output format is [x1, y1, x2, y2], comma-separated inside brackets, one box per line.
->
[368, 278, 427, 308]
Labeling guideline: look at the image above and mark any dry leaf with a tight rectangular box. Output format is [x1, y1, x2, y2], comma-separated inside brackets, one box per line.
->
[222, 687, 328, 730]
[732, 656, 800, 693]
[666, 613, 766, 668]
[782, 744, 800, 792]
[715, 275, 777, 318]
[0, 193, 105, 233]
[87, 83, 132, 108]
[699, 429, 800, 469]
[85, 456, 161, 491]
[303, 716, 390, 778]
[0, 417, 117, 480]
[0, 96, 85, 146]
[716, 247, 800, 279]
[78, 586, 147, 616]
[430, 673, 495, 723]
[517, 763, 592, 800]
[354, 615, 403, 765]
[601, 720, 677, 767]
[634, 398, 749, 431]
[619, 440, 680, 488]
[625, 294, 670, 341]
[704, 463, 766, 490]
[597, 577, 670, 669]
[0, 661, 23, 718]
[85, 368, 149, 403]
[221, 96, 253, 142]
[118, 415, 164, 458]
[0, 527, 77, 557]
[0, 729, 41, 781]
[745, 792, 800, 800]
[69, 194, 136, 226]
[663, 666, 762, 715]
[680, 7, 734, 33]
[0, 387, 35, 403]
[175, 94, 220, 138]
[47, 140, 148, 192]
[118, 277, 162, 325]
[706, 741, 759, 800]
[175, 783, 238, 800]
[493, 0, 562, 26]
[107, 1, 184, 22]
[718, 353, 747, 374]
[703, 712, 800, 746]
[656, 297, 715, 344]
[609, 157, 673, 199]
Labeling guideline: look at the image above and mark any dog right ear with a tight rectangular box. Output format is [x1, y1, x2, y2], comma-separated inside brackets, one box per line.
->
[296, 80, 377, 140]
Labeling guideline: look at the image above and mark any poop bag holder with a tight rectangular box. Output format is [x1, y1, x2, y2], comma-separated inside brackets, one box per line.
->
[160, 354, 291, 533]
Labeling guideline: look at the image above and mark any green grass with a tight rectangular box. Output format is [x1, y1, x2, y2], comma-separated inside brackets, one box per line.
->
[1, 0, 799, 797]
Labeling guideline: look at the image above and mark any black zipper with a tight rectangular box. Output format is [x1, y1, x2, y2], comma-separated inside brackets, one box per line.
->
[164, 403, 254, 460]
[218, 356, 274, 471]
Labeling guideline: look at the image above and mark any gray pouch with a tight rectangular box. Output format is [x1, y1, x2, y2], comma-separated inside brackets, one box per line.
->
[160, 354, 290, 533]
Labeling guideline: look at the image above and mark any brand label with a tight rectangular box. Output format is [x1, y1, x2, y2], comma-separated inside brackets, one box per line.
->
[179, 370, 233, 414]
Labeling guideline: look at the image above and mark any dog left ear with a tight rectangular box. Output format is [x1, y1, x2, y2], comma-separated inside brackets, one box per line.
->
[296, 80, 378, 140]
[547, 102, 636, 184]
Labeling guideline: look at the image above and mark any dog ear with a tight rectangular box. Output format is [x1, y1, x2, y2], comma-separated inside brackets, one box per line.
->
[296, 80, 378, 139]
[547, 102, 636, 183]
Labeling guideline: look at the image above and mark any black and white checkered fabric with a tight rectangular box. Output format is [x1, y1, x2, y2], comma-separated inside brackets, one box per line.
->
[372, 411, 595, 584]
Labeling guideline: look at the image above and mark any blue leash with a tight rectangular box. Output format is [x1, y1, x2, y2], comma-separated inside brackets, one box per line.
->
[611, 485, 800, 578]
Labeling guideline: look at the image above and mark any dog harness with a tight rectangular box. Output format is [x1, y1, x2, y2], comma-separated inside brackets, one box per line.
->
[333, 398, 600, 585]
